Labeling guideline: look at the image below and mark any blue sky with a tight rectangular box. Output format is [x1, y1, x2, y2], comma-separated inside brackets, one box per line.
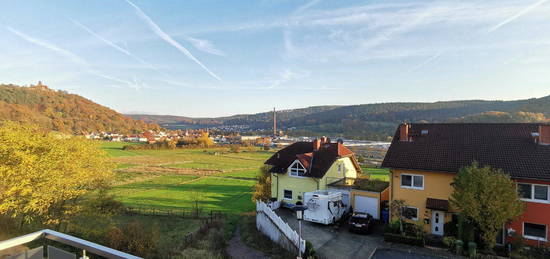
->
[1, 0, 549, 117]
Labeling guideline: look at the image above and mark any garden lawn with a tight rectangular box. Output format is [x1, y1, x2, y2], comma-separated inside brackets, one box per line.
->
[363, 167, 390, 181]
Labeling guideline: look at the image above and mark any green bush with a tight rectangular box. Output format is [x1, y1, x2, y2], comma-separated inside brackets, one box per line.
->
[305, 240, 316, 258]
[384, 220, 401, 234]
[443, 236, 456, 250]
[403, 222, 425, 238]
[383, 233, 425, 247]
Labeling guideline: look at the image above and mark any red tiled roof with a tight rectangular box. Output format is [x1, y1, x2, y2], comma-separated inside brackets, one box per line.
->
[265, 141, 360, 178]
[296, 153, 312, 169]
[382, 123, 550, 181]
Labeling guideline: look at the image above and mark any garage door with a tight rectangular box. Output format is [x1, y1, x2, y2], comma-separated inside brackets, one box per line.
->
[354, 196, 379, 219]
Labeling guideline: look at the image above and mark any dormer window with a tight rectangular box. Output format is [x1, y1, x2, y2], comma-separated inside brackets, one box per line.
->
[289, 160, 307, 177]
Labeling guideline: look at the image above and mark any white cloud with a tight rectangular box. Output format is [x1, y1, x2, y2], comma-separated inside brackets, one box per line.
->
[293, 0, 322, 15]
[182, 36, 225, 56]
[266, 69, 309, 89]
[125, 0, 222, 81]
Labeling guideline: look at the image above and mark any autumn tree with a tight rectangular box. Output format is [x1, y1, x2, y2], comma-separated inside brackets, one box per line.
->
[0, 122, 114, 228]
[450, 162, 524, 250]
[252, 165, 272, 202]
[197, 132, 214, 147]
[389, 199, 411, 235]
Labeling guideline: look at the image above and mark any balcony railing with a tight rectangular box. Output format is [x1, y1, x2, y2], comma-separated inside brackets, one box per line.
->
[0, 229, 141, 259]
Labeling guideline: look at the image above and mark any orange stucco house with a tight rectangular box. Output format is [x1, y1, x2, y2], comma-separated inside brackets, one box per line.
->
[382, 123, 550, 247]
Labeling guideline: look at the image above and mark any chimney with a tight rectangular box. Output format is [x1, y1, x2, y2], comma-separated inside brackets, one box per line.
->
[313, 139, 321, 151]
[540, 125, 550, 145]
[400, 123, 410, 142]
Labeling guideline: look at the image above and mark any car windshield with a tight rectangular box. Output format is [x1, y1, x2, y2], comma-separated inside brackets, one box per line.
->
[351, 215, 370, 224]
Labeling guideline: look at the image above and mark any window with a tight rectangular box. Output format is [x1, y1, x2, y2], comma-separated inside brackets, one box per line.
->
[518, 183, 532, 199]
[535, 185, 548, 200]
[289, 161, 307, 177]
[523, 222, 547, 241]
[401, 174, 424, 190]
[338, 163, 343, 175]
[518, 183, 549, 203]
[284, 190, 292, 200]
[402, 207, 418, 221]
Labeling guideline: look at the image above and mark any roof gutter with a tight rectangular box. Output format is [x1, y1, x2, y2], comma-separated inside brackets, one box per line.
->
[386, 167, 550, 182]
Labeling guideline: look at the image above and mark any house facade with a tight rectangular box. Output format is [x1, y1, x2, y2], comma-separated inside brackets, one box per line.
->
[382, 123, 550, 246]
[265, 137, 362, 205]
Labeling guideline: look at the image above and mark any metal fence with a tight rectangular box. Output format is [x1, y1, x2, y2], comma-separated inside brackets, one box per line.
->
[125, 206, 225, 221]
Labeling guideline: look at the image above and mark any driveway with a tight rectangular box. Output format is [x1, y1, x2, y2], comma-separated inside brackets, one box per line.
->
[276, 209, 463, 259]
[277, 209, 383, 259]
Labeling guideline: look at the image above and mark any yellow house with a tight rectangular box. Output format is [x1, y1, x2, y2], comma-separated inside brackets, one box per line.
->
[382, 122, 550, 242]
[265, 137, 361, 205]
[382, 124, 459, 236]
[388, 169, 455, 234]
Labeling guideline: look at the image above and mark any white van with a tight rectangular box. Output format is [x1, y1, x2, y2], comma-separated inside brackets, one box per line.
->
[303, 190, 346, 225]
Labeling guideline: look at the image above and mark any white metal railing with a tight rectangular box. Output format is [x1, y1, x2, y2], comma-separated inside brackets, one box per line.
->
[0, 229, 142, 259]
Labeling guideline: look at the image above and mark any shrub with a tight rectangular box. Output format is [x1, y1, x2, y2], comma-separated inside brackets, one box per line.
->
[384, 220, 401, 234]
[384, 232, 425, 246]
[403, 222, 425, 238]
[105, 220, 160, 257]
[207, 228, 226, 251]
[444, 220, 458, 237]
[443, 236, 456, 250]
[305, 240, 316, 258]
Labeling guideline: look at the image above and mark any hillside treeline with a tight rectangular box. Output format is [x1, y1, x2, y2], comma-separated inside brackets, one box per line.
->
[0, 84, 159, 134]
[131, 95, 550, 140]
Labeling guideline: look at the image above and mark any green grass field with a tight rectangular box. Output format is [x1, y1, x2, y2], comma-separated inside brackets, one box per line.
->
[362, 167, 390, 181]
[103, 141, 389, 215]
[100, 141, 144, 157]
[102, 142, 272, 215]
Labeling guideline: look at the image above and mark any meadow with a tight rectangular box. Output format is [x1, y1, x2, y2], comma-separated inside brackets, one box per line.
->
[98, 141, 389, 255]
[102, 142, 273, 214]
[102, 142, 390, 215]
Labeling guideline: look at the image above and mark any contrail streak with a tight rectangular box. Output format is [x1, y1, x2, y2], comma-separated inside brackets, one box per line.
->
[410, 52, 441, 71]
[7, 26, 86, 65]
[125, 0, 222, 81]
[71, 19, 158, 70]
[488, 0, 548, 32]
[7, 26, 138, 89]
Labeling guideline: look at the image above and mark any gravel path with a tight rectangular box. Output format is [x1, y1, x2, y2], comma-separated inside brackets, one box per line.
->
[226, 227, 269, 259]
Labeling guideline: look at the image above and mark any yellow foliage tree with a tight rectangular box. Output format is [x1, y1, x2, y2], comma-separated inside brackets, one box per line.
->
[0, 122, 114, 227]
[252, 165, 272, 202]
[197, 132, 214, 147]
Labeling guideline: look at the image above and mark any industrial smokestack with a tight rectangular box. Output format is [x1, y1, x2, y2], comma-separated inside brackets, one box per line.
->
[273, 107, 277, 137]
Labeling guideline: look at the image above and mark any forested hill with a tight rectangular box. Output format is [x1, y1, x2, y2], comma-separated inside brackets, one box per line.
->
[0, 84, 159, 134]
[128, 95, 550, 140]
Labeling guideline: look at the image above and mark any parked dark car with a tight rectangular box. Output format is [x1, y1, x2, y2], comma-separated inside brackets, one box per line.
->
[348, 212, 374, 234]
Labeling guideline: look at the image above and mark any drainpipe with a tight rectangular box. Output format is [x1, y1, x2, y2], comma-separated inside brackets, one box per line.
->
[389, 169, 394, 220]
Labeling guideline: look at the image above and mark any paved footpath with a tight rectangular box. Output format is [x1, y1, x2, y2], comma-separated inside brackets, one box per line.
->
[226, 227, 269, 259]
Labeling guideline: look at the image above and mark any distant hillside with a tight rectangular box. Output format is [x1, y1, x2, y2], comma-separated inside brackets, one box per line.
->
[0, 84, 159, 134]
[128, 95, 550, 140]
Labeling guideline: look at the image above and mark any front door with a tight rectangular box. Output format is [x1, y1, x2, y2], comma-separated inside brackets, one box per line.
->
[431, 211, 444, 236]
